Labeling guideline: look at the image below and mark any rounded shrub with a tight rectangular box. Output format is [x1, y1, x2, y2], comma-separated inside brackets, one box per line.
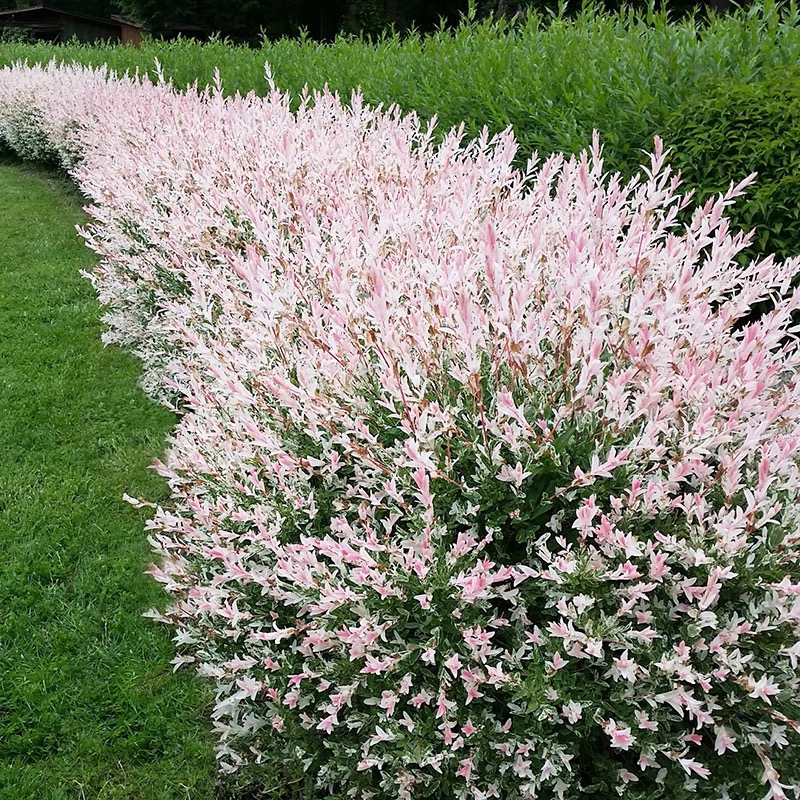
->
[136, 129, 800, 798]
[661, 65, 800, 262]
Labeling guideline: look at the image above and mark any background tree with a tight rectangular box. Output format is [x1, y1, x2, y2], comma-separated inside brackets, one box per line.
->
[110, 0, 330, 40]
[0, 0, 733, 40]
[109, 0, 477, 40]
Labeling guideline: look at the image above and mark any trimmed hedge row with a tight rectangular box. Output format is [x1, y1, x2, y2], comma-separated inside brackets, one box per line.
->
[1, 2, 800, 177]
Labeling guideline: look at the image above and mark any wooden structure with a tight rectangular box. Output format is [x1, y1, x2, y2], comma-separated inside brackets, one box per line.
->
[0, 5, 142, 45]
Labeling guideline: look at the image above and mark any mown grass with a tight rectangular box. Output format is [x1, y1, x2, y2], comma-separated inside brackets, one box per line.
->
[0, 161, 216, 799]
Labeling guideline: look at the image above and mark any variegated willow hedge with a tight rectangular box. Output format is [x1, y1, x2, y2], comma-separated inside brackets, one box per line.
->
[2, 13, 800, 799]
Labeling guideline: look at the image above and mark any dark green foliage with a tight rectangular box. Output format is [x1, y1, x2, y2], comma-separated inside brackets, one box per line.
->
[111, 0, 470, 40]
[0, 24, 27, 43]
[112, 0, 314, 41]
[340, 0, 393, 37]
[662, 65, 800, 260]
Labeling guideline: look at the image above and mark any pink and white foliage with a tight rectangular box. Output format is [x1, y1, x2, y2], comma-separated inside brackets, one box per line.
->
[1, 62, 800, 799]
[0, 60, 132, 168]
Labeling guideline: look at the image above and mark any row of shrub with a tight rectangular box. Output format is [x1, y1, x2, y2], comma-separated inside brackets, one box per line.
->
[2, 58, 800, 800]
[3, 3, 800, 261]
[0, 3, 796, 171]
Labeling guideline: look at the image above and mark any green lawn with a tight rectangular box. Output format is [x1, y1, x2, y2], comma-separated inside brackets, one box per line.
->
[0, 161, 216, 799]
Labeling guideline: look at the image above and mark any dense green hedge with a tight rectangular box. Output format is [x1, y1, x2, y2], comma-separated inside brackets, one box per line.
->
[662, 64, 800, 261]
[2, 2, 800, 174]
